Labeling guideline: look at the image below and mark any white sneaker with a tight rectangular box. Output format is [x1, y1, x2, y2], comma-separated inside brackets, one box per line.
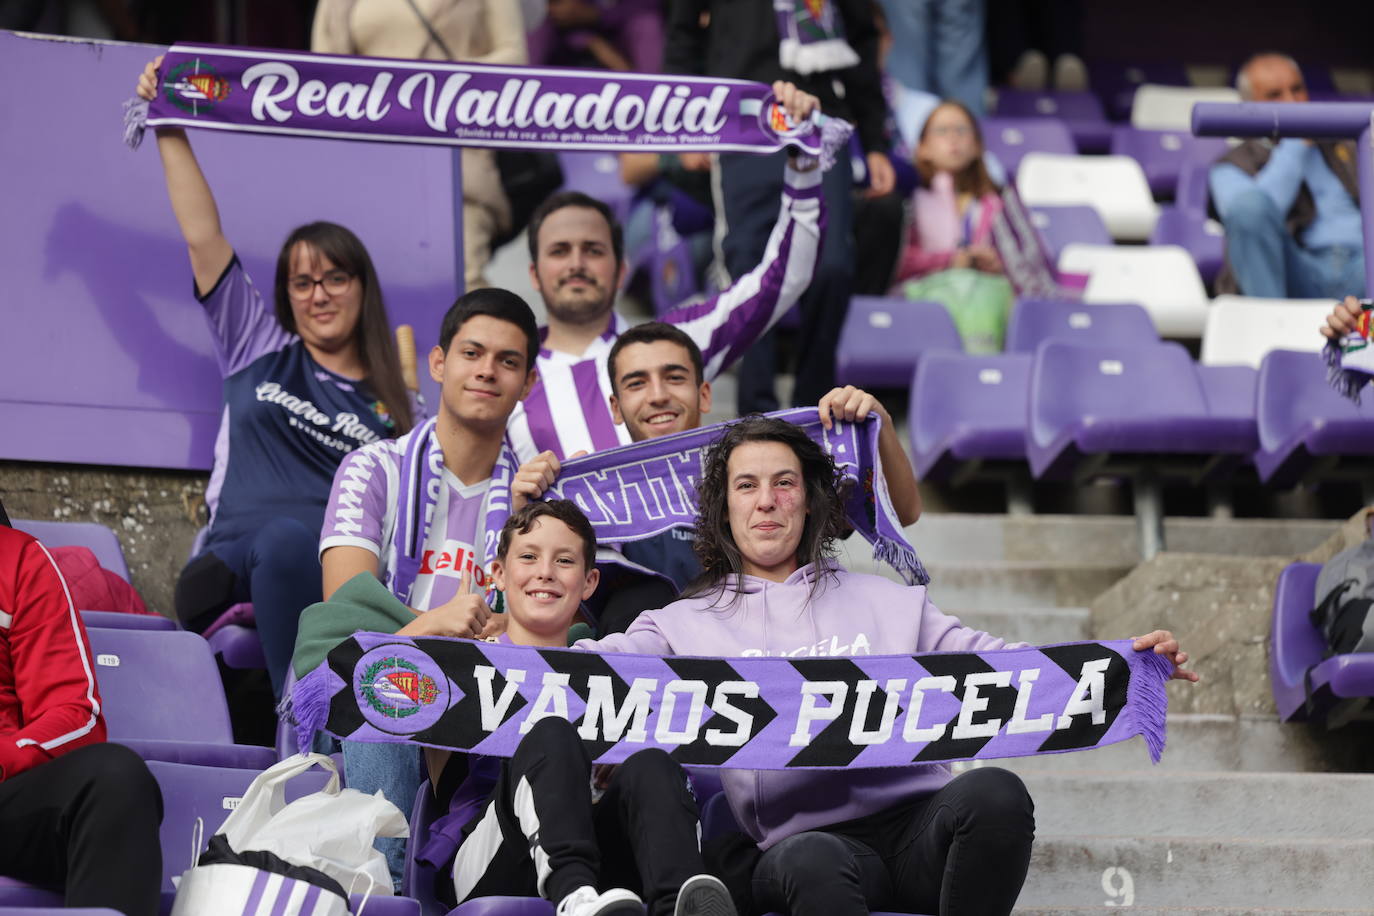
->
[556, 886, 644, 916]
[674, 874, 736, 916]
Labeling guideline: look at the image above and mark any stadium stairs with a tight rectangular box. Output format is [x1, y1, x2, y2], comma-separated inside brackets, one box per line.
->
[839, 513, 1374, 913]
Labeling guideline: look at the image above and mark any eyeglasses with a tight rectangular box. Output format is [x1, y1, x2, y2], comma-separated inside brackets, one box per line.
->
[287, 270, 354, 298]
[927, 124, 974, 138]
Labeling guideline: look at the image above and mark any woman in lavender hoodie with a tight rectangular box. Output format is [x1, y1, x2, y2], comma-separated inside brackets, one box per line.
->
[580, 416, 1197, 916]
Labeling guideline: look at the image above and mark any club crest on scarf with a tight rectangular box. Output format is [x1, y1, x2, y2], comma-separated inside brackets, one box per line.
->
[164, 58, 230, 115]
[356, 643, 449, 734]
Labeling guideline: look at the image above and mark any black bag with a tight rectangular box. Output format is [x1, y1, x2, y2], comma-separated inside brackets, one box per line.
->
[492, 150, 565, 248]
[1310, 539, 1374, 657]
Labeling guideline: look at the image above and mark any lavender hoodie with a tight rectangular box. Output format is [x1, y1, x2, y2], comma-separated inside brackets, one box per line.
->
[577, 560, 1024, 850]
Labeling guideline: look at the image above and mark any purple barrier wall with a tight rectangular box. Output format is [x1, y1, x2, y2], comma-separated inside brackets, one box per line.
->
[0, 31, 461, 470]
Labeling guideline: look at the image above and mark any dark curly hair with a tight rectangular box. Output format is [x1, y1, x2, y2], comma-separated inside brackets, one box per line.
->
[686, 416, 849, 600]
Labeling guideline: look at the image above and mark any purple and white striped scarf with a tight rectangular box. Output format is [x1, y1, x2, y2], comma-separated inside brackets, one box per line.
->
[124, 44, 852, 168]
[547, 408, 928, 587]
[290, 633, 1172, 769]
[1323, 301, 1373, 402]
[390, 417, 517, 607]
[775, 0, 860, 76]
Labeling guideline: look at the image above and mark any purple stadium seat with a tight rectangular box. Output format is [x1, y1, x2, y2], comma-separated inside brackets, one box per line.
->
[1109, 126, 1229, 198]
[80, 610, 177, 631]
[1026, 206, 1112, 263]
[87, 627, 276, 769]
[0, 909, 121, 914]
[991, 90, 1112, 152]
[1196, 365, 1258, 422]
[1270, 562, 1374, 724]
[835, 297, 962, 389]
[909, 353, 1032, 482]
[11, 519, 130, 582]
[557, 152, 634, 224]
[449, 899, 553, 916]
[1148, 206, 1224, 285]
[980, 117, 1076, 176]
[1027, 341, 1259, 480]
[649, 237, 701, 316]
[1005, 300, 1158, 353]
[1173, 159, 1214, 217]
[1254, 349, 1374, 486]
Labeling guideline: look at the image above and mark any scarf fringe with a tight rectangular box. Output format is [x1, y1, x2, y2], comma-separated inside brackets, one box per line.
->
[282, 666, 331, 753]
[122, 96, 149, 151]
[815, 116, 853, 175]
[1127, 650, 1173, 763]
[779, 38, 861, 76]
[1323, 339, 1368, 404]
[874, 538, 930, 587]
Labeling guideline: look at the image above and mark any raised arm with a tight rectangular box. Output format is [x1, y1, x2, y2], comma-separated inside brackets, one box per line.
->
[137, 57, 233, 298]
[661, 82, 830, 380]
[818, 386, 922, 525]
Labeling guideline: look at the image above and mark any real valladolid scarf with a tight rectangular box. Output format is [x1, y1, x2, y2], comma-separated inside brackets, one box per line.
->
[1324, 301, 1374, 402]
[551, 407, 929, 587]
[124, 44, 851, 165]
[290, 634, 1172, 769]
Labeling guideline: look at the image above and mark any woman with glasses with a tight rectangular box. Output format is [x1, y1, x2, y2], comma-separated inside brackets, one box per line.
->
[137, 57, 417, 698]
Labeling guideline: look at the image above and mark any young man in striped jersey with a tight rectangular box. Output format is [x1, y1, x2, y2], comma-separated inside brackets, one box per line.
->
[506, 80, 831, 464]
[0, 502, 163, 914]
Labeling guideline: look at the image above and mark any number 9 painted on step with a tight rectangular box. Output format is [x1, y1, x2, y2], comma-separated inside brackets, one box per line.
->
[1101, 866, 1134, 906]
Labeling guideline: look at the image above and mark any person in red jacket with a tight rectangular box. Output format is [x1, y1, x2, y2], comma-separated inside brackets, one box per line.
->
[0, 501, 163, 915]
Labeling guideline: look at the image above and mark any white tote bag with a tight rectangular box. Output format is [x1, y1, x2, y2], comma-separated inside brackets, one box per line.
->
[170, 753, 409, 915]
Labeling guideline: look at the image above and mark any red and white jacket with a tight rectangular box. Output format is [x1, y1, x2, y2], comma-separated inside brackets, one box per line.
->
[0, 526, 105, 780]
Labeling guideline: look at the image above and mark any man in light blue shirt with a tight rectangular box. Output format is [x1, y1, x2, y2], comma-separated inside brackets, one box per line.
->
[1209, 53, 1364, 299]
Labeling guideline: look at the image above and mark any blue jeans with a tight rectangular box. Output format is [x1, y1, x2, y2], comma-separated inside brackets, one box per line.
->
[752, 768, 1034, 916]
[343, 740, 424, 891]
[1220, 188, 1367, 298]
[192, 516, 322, 698]
[878, 0, 988, 115]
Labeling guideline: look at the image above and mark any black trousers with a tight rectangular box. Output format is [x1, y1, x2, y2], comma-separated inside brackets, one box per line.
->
[0, 743, 164, 916]
[718, 149, 855, 414]
[451, 717, 704, 916]
[752, 768, 1034, 916]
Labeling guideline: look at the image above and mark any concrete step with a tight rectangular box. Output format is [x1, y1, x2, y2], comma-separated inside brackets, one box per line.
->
[1020, 835, 1374, 910]
[947, 607, 1091, 644]
[900, 513, 1339, 566]
[1018, 770, 1374, 838]
[980, 714, 1374, 774]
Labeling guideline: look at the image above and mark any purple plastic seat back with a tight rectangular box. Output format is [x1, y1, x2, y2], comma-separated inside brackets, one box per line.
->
[1087, 61, 1191, 120]
[980, 117, 1076, 176]
[1006, 300, 1157, 353]
[1196, 365, 1258, 420]
[449, 899, 554, 916]
[80, 610, 177, 631]
[835, 297, 962, 389]
[1173, 159, 1214, 217]
[146, 760, 331, 891]
[1026, 205, 1112, 261]
[991, 90, 1111, 152]
[87, 628, 234, 745]
[557, 152, 634, 224]
[1148, 206, 1224, 284]
[1270, 562, 1324, 721]
[1254, 349, 1374, 483]
[1108, 126, 1229, 197]
[909, 353, 1032, 480]
[1028, 341, 1211, 476]
[11, 519, 130, 582]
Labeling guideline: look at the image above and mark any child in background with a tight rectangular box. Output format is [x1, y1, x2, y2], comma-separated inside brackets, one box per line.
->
[892, 100, 1013, 353]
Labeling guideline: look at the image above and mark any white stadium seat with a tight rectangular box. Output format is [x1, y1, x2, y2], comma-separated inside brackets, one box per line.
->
[1130, 84, 1242, 131]
[1058, 244, 1209, 337]
[1016, 153, 1159, 241]
[1200, 295, 1339, 368]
